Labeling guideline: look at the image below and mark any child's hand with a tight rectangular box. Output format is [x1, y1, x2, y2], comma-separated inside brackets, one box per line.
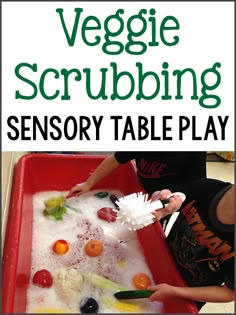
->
[69, 182, 91, 196]
[151, 189, 172, 202]
[151, 189, 184, 221]
[147, 283, 178, 301]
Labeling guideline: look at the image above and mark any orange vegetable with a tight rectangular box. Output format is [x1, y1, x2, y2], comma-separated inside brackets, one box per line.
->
[132, 273, 151, 290]
[53, 239, 69, 255]
[84, 239, 104, 257]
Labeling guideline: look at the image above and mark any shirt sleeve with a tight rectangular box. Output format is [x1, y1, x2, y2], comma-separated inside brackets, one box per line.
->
[114, 152, 136, 164]
[208, 183, 233, 233]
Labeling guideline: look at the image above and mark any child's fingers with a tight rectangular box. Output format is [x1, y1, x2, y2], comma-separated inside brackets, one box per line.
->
[151, 189, 172, 201]
[147, 285, 158, 291]
[70, 182, 85, 192]
[166, 195, 183, 211]
[66, 191, 78, 198]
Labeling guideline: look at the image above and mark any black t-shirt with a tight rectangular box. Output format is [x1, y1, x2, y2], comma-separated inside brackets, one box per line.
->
[114, 152, 207, 195]
[168, 178, 234, 309]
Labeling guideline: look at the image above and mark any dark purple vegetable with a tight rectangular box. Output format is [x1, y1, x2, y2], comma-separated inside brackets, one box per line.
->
[109, 194, 120, 210]
[80, 297, 99, 313]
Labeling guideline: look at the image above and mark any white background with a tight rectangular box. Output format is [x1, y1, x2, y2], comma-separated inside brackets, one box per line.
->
[2, 1, 235, 151]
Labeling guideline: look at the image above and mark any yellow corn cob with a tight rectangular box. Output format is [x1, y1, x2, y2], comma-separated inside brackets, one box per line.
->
[113, 300, 141, 312]
[33, 307, 72, 313]
[102, 297, 141, 313]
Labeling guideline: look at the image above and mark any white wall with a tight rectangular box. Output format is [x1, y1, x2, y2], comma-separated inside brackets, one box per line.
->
[1, 152, 28, 251]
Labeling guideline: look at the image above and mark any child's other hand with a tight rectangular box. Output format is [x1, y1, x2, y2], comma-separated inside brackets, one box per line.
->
[147, 283, 178, 301]
[151, 190, 184, 221]
[151, 189, 172, 202]
[69, 182, 90, 196]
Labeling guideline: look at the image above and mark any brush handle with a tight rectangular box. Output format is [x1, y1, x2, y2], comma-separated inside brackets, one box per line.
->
[66, 191, 78, 199]
[147, 192, 186, 213]
[64, 203, 80, 212]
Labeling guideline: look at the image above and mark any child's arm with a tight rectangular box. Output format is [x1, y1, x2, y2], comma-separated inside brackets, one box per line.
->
[70, 155, 120, 196]
[147, 283, 234, 304]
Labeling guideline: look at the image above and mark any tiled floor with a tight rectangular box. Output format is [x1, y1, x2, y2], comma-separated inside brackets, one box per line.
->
[1, 153, 235, 313]
[201, 302, 234, 314]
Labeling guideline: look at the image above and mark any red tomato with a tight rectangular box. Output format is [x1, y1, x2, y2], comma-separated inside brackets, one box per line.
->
[33, 269, 53, 288]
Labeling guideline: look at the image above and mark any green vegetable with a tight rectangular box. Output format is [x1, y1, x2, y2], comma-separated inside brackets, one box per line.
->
[85, 272, 127, 291]
[43, 195, 68, 220]
[114, 289, 153, 300]
[43, 206, 67, 220]
[94, 192, 109, 198]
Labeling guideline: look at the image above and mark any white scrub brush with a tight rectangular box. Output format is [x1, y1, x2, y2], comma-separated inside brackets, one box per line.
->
[115, 192, 186, 231]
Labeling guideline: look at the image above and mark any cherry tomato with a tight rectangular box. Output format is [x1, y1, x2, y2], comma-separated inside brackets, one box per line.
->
[132, 273, 151, 289]
[53, 239, 69, 255]
[84, 239, 104, 257]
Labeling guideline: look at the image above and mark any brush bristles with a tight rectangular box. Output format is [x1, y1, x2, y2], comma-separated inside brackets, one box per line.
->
[116, 192, 155, 231]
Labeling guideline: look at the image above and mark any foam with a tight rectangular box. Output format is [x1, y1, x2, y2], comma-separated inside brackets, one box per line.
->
[26, 190, 163, 313]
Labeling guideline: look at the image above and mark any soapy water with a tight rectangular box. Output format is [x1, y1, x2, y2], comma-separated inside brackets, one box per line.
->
[26, 190, 163, 313]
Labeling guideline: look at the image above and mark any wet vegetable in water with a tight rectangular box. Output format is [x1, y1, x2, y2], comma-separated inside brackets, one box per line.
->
[84, 239, 104, 257]
[114, 289, 153, 300]
[32, 269, 53, 288]
[132, 273, 151, 289]
[94, 191, 109, 198]
[53, 239, 69, 255]
[43, 206, 67, 220]
[54, 268, 84, 300]
[97, 207, 117, 222]
[44, 196, 66, 213]
[80, 297, 99, 313]
[85, 272, 127, 291]
[109, 194, 120, 210]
